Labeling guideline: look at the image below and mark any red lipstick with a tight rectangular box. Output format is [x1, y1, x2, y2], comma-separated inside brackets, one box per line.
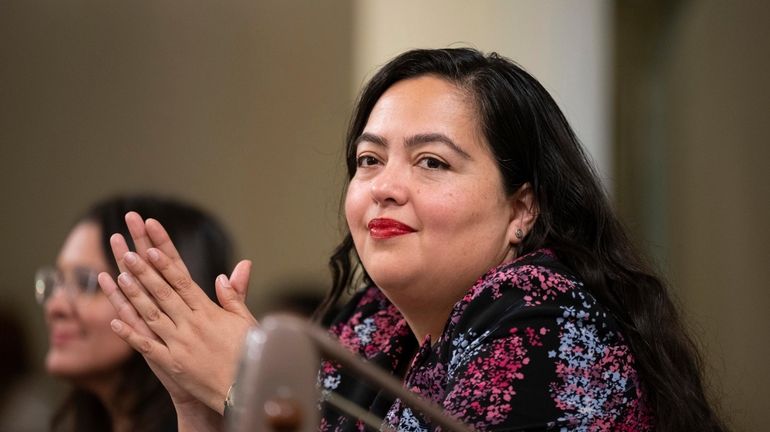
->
[367, 218, 416, 239]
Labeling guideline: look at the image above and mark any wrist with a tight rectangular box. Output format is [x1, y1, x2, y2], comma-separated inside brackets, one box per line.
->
[175, 401, 222, 432]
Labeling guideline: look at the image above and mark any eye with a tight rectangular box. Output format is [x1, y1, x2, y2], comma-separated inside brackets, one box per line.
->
[74, 267, 100, 295]
[417, 156, 449, 170]
[356, 154, 381, 168]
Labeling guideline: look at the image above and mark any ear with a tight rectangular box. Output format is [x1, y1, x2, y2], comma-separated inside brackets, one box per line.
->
[506, 183, 538, 245]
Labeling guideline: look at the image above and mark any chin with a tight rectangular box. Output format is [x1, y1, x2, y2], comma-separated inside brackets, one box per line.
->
[45, 350, 95, 381]
[45, 349, 79, 376]
[367, 268, 418, 294]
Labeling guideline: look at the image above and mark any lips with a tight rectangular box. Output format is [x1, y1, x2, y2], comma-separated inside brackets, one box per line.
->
[49, 327, 78, 347]
[367, 218, 416, 239]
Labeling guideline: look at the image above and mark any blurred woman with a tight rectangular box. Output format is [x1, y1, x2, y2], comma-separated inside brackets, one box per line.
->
[39, 195, 235, 431]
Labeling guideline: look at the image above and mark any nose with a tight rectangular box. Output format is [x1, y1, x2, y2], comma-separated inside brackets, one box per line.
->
[369, 162, 408, 206]
[44, 285, 73, 321]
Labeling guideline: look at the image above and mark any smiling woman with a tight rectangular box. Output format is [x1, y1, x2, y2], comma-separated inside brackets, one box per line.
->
[44, 223, 134, 381]
[40, 195, 234, 432]
[98, 48, 725, 432]
[344, 76, 526, 343]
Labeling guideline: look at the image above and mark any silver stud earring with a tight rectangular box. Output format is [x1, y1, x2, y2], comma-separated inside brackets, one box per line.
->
[515, 228, 524, 239]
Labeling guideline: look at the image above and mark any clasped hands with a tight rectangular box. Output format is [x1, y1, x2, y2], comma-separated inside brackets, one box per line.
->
[98, 212, 258, 418]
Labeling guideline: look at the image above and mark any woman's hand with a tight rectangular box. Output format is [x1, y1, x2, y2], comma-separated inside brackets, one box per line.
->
[98, 212, 257, 416]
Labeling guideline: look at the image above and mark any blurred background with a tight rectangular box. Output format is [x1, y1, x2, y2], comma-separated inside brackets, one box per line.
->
[0, 0, 767, 430]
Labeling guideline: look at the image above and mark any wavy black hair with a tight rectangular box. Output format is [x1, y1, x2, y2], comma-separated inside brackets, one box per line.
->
[317, 48, 725, 431]
[51, 194, 233, 432]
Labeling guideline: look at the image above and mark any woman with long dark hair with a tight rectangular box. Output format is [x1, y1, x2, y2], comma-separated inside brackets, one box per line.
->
[317, 48, 726, 431]
[96, 49, 725, 431]
[40, 195, 236, 431]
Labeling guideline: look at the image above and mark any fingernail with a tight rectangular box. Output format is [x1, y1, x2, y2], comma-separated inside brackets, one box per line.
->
[111, 320, 122, 332]
[147, 249, 159, 262]
[124, 252, 137, 265]
[217, 275, 229, 287]
[118, 272, 134, 286]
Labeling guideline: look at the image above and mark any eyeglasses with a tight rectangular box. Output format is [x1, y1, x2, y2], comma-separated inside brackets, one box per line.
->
[34, 266, 101, 305]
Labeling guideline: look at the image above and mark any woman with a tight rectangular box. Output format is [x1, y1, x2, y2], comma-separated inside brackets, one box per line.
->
[99, 49, 725, 431]
[40, 195, 240, 431]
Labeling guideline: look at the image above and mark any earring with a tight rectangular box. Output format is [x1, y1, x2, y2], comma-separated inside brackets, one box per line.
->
[515, 228, 524, 239]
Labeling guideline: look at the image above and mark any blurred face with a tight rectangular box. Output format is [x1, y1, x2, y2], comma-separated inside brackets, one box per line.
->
[44, 222, 133, 384]
[345, 75, 518, 307]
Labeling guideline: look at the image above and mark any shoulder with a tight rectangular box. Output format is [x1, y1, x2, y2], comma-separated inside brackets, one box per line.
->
[472, 248, 579, 301]
[443, 249, 628, 366]
[427, 249, 652, 430]
[447, 249, 584, 332]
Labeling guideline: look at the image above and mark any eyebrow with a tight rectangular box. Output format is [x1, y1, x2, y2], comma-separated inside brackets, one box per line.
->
[356, 132, 472, 159]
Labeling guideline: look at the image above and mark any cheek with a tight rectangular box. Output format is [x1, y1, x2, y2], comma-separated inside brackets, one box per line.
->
[344, 182, 367, 230]
[424, 183, 507, 235]
[46, 327, 133, 378]
[81, 299, 130, 361]
[418, 187, 475, 229]
[80, 296, 119, 327]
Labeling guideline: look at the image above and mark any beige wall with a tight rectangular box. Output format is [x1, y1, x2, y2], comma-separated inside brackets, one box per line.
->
[667, 2, 770, 429]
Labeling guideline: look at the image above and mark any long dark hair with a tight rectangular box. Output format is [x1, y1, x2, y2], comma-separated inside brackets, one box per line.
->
[319, 48, 725, 431]
[51, 194, 233, 432]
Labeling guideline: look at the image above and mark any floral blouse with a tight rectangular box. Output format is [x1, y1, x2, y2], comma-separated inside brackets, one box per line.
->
[319, 249, 653, 431]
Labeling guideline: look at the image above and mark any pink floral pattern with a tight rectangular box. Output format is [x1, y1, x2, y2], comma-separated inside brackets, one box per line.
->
[319, 249, 652, 431]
